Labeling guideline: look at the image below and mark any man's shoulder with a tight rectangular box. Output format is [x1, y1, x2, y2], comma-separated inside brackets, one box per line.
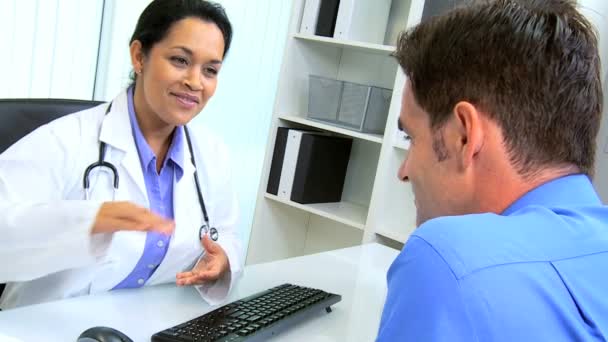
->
[411, 214, 510, 278]
[411, 206, 608, 279]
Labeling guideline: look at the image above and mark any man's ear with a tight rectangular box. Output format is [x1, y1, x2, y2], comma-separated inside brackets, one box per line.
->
[451, 101, 484, 170]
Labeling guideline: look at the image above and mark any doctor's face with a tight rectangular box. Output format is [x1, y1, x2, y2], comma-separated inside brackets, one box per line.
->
[130, 17, 225, 128]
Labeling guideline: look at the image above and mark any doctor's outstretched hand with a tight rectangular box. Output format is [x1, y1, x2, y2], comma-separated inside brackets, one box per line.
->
[91, 201, 175, 235]
[176, 235, 230, 286]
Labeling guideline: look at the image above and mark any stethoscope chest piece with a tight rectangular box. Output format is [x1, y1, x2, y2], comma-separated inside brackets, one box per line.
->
[199, 224, 219, 241]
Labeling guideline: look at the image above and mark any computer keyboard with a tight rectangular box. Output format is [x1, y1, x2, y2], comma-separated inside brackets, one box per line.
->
[151, 283, 341, 342]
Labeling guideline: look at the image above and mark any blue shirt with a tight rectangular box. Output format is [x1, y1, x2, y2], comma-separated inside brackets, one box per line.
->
[377, 175, 608, 341]
[113, 87, 185, 289]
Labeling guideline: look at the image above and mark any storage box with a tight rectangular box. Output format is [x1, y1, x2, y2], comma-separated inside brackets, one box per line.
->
[307, 75, 391, 134]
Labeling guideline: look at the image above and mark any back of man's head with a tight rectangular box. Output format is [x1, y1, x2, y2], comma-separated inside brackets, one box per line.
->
[395, 0, 603, 177]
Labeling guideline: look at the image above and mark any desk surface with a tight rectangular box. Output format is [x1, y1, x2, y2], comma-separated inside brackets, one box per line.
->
[0, 243, 398, 341]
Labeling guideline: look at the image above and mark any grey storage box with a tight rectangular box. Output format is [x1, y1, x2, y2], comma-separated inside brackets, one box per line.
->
[307, 75, 391, 134]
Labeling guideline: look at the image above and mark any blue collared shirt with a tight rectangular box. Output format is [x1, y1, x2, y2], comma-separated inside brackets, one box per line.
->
[113, 87, 185, 289]
[377, 174, 608, 341]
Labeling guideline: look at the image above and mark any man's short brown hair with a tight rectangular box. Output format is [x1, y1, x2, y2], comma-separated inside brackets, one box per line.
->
[395, 0, 603, 177]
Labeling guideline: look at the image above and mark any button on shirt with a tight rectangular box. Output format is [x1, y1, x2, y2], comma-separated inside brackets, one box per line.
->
[112, 87, 184, 289]
[377, 175, 608, 341]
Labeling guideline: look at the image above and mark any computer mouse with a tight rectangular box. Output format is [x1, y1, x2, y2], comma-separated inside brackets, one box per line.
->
[77, 326, 133, 342]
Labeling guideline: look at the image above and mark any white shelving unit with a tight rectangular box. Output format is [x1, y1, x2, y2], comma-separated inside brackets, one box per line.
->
[247, 0, 426, 264]
[279, 115, 384, 143]
[264, 193, 368, 230]
[293, 33, 395, 55]
[393, 126, 411, 150]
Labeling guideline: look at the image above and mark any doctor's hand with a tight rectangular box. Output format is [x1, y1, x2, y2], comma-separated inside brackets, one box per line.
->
[91, 201, 175, 235]
[176, 235, 230, 286]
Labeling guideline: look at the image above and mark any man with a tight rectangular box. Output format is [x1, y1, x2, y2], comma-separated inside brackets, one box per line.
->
[377, 0, 607, 341]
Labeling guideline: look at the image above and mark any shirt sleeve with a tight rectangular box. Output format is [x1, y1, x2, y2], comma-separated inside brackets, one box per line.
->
[0, 118, 109, 283]
[376, 235, 478, 342]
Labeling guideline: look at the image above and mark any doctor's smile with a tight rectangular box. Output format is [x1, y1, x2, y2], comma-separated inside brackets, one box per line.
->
[172, 91, 201, 110]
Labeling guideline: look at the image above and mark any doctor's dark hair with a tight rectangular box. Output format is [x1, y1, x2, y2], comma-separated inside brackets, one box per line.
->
[394, 0, 602, 177]
[129, 0, 232, 83]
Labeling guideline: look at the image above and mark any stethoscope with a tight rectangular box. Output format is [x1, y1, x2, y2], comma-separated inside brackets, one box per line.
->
[82, 102, 219, 241]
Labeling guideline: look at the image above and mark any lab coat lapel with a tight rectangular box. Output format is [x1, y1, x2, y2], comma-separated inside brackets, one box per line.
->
[89, 91, 149, 293]
[98, 91, 148, 204]
[172, 142, 200, 250]
[147, 130, 204, 284]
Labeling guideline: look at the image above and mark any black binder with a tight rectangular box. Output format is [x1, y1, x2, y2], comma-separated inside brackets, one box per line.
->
[315, 0, 341, 37]
[267, 127, 352, 204]
[267, 127, 290, 196]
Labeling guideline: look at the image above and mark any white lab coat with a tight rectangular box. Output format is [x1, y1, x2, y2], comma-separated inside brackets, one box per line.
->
[0, 90, 242, 309]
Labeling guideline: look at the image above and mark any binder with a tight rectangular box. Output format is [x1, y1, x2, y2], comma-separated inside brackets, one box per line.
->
[315, 0, 341, 37]
[266, 127, 290, 196]
[267, 127, 352, 204]
[333, 0, 391, 44]
[299, 0, 321, 35]
[277, 129, 302, 199]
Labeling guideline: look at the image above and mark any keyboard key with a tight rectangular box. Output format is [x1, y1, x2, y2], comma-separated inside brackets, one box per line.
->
[161, 331, 180, 337]
[246, 315, 261, 322]
[225, 308, 239, 315]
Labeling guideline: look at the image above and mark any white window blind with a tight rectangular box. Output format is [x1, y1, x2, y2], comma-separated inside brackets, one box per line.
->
[0, 0, 103, 99]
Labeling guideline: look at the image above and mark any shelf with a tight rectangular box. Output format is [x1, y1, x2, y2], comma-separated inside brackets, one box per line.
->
[393, 129, 410, 150]
[293, 33, 395, 55]
[279, 115, 384, 144]
[393, 140, 410, 150]
[375, 228, 408, 244]
[264, 193, 367, 230]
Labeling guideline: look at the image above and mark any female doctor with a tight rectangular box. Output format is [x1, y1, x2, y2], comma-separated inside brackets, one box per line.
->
[0, 0, 242, 309]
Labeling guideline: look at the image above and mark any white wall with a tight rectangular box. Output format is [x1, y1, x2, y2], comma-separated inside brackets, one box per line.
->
[94, 0, 153, 101]
[579, 0, 608, 203]
[595, 71, 608, 204]
[191, 1, 292, 249]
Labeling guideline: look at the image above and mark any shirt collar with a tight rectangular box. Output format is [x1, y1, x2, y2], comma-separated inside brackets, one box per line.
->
[502, 174, 601, 216]
[127, 86, 185, 179]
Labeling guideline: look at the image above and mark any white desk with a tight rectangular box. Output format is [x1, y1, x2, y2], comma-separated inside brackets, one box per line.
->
[0, 243, 398, 341]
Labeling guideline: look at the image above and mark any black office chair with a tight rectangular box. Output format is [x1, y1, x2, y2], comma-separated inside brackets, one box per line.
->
[0, 98, 103, 299]
[0, 98, 104, 153]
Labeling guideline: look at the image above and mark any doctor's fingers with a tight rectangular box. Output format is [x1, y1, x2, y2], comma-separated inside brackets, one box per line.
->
[128, 209, 175, 234]
[176, 268, 221, 285]
[92, 202, 174, 234]
[200, 234, 222, 253]
[105, 216, 174, 234]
